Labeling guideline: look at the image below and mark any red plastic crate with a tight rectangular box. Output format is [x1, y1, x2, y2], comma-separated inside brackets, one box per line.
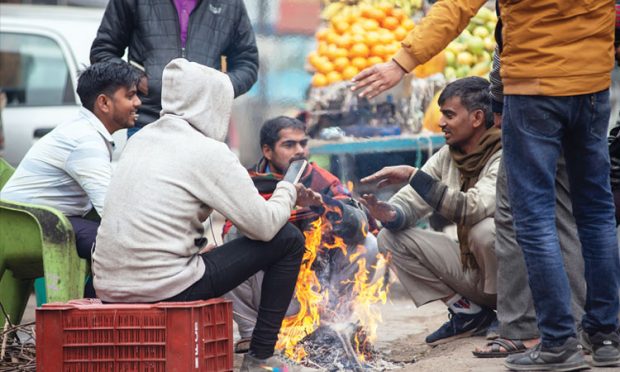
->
[36, 299, 233, 372]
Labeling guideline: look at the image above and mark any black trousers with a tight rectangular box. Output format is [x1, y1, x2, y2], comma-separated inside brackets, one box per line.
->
[164, 223, 304, 359]
[67, 216, 99, 298]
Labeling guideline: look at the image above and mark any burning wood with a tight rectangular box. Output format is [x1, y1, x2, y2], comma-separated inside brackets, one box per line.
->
[276, 203, 395, 370]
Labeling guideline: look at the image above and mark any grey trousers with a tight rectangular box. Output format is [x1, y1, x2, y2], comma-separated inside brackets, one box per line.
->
[378, 217, 497, 309]
[225, 232, 379, 339]
[496, 157, 586, 340]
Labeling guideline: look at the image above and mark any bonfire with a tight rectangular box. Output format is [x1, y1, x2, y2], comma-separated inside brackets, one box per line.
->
[275, 203, 394, 371]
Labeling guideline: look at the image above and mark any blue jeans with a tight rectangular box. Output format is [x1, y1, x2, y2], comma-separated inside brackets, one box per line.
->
[503, 91, 620, 348]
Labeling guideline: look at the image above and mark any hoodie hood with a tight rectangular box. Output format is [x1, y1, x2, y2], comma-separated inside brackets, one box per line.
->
[160, 58, 234, 142]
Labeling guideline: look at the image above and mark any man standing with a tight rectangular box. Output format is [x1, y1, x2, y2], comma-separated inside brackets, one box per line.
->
[224, 116, 379, 353]
[92, 59, 320, 372]
[1, 62, 143, 296]
[362, 77, 500, 345]
[90, 0, 258, 136]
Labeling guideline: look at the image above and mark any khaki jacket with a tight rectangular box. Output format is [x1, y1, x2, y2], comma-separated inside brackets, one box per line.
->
[394, 0, 614, 96]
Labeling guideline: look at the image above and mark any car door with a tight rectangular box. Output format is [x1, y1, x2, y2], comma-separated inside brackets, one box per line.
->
[0, 25, 82, 166]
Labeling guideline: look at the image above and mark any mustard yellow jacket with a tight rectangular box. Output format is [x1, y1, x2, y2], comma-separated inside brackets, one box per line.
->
[394, 0, 615, 96]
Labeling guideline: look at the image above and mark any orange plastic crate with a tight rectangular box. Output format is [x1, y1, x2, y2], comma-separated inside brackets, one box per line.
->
[36, 299, 233, 371]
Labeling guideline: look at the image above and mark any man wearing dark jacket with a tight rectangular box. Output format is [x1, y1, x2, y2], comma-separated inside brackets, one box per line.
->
[90, 0, 258, 136]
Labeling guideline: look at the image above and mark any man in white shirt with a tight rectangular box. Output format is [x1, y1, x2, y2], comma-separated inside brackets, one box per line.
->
[1, 62, 143, 296]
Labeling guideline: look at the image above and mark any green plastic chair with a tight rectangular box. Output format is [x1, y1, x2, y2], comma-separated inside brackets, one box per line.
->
[0, 158, 87, 327]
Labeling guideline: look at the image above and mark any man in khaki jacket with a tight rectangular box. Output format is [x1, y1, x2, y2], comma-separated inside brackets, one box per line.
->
[362, 77, 501, 346]
[354, 1, 619, 370]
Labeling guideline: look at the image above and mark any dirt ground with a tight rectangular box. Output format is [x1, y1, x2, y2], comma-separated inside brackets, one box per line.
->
[21, 286, 613, 372]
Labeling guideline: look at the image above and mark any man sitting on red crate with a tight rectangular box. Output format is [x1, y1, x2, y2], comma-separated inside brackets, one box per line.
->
[92, 59, 321, 372]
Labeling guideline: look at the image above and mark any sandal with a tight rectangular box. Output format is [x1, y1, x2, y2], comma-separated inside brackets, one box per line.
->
[472, 338, 527, 358]
[234, 338, 251, 354]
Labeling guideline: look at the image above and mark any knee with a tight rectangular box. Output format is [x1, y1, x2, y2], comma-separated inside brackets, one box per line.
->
[377, 228, 411, 256]
[276, 223, 305, 259]
[468, 218, 496, 254]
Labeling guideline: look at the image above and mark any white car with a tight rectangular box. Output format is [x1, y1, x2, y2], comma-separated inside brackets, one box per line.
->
[0, 4, 127, 166]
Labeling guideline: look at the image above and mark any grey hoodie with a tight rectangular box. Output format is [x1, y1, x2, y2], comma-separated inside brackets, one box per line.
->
[92, 59, 297, 302]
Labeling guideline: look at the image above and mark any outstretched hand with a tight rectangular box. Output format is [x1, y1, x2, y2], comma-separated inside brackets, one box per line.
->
[295, 184, 323, 207]
[361, 165, 416, 188]
[351, 60, 406, 99]
[360, 194, 397, 223]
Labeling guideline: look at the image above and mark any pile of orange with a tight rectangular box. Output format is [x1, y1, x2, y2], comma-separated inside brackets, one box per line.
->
[309, 2, 415, 88]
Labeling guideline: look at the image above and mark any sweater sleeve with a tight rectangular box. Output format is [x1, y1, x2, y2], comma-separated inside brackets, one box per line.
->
[489, 46, 504, 114]
[409, 151, 501, 226]
[386, 147, 448, 229]
[201, 145, 296, 242]
[393, 0, 487, 72]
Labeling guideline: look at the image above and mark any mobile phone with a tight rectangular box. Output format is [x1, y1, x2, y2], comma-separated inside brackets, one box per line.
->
[283, 159, 308, 184]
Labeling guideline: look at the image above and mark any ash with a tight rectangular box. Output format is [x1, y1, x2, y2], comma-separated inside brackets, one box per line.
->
[297, 323, 402, 371]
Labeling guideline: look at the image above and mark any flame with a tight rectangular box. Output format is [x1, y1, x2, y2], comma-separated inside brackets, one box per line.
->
[346, 180, 354, 192]
[276, 200, 391, 363]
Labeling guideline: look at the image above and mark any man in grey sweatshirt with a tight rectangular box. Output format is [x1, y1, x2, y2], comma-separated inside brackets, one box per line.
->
[92, 59, 320, 371]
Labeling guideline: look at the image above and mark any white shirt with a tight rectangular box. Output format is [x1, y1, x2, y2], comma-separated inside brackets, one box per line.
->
[1, 108, 114, 217]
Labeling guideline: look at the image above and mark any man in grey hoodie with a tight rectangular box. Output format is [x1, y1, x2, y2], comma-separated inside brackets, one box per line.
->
[92, 59, 320, 371]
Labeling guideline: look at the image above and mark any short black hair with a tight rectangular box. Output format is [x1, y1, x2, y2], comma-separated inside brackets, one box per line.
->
[77, 62, 144, 112]
[438, 76, 492, 129]
[260, 116, 307, 149]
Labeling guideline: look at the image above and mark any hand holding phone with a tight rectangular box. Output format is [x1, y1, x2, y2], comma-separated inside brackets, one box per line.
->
[283, 159, 308, 184]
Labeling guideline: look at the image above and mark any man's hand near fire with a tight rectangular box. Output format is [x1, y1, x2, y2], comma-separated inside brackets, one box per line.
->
[361, 165, 417, 188]
[360, 194, 397, 224]
[295, 183, 323, 207]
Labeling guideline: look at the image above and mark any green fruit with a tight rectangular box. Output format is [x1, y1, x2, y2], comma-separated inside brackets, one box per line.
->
[467, 36, 485, 56]
[473, 26, 490, 39]
[456, 65, 471, 78]
[484, 36, 496, 52]
[477, 52, 491, 64]
[444, 50, 456, 67]
[444, 66, 457, 80]
[457, 51, 474, 66]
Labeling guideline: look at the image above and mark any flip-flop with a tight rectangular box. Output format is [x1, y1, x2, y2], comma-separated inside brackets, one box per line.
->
[472, 338, 527, 358]
[234, 338, 251, 354]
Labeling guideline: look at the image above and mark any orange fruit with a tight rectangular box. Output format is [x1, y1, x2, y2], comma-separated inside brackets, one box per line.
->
[382, 16, 399, 30]
[312, 73, 328, 87]
[315, 28, 328, 42]
[379, 31, 395, 44]
[364, 31, 380, 47]
[350, 23, 365, 35]
[336, 33, 352, 49]
[391, 8, 406, 21]
[326, 70, 342, 84]
[316, 59, 334, 74]
[317, 41, 328, 56]
[333, 20, 349, 35]
[342, 65, 359, 81]
[325, 44, 340, 60]
[351, 56, 368, 70]
[359, 3, 373, 18]
[326, 30, 339, 44]
[377, 2, 394, 16]
[371, 44, 387, 58]
[367, 56, 384, 66]
[350, 43, 370, 58]
[367, 8, 386, 22]
[394, 26, 408, 41]
[384, 42, 399, 57]
[351, 33, 366, 44]
[362, 19, 380, 31]
[333, 56, 349, 72]
[402, 18, 415, 31]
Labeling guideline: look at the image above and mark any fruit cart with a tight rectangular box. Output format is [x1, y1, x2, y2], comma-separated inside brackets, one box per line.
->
[304, 0, 498, 192]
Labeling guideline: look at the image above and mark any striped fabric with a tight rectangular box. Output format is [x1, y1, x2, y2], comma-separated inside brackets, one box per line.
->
[489, 46, 503, 114]
[0, 108, 114, 217]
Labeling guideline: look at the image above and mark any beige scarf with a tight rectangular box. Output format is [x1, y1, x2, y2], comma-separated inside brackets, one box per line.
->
[449, 127, 502, 270]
